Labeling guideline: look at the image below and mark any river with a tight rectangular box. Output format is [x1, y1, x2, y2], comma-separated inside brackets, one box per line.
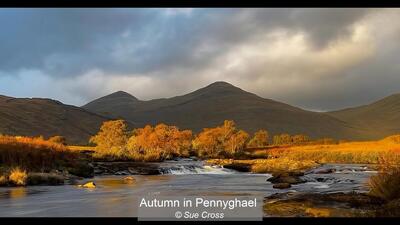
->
[0, 160, 377, 217]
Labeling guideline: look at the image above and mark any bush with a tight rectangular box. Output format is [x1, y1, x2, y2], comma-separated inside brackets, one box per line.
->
[369, 170, 400, 201]
[0, 175, 8, 186]
[369, 153, 400, 201]
[9, 167, 28, 186]
[48, 136, 67, 145]
[0, 135, 87, 177]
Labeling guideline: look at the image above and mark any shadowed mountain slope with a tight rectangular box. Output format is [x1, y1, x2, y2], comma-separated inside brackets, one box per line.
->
[327, 93, 400, 139]
[0, 95, 111, 144]
[83, 82, 368, 140]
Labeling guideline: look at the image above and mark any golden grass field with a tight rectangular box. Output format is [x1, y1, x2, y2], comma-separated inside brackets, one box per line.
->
[253, 135, 400, 164]
[67, 145, 96, 151]
[207, 135, 400, 173]
[0, 135, 93, 186]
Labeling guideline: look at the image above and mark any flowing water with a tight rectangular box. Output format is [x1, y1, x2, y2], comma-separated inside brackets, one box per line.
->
[0, 160, 376, 217]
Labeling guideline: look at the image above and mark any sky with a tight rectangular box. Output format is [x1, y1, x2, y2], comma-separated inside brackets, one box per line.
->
[0, 8, 400, 111]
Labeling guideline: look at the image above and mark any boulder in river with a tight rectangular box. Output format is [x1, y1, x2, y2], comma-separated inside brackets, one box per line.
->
[93, 162, 161, 175]
[314, 168, 336, 174]
[223, 163, 251, 172]
[267, 172, 306, 184]
[123, 176, 136, 183]
[273, 183, 292, 189]
[78, 182, 96, 188]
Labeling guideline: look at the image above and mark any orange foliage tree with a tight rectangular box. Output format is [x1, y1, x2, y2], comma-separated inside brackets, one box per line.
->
[89, 120, 129, 157]
[127, 123, 192, 160]
[192, 120, 249, 158]
[247, 129, 269, 148]
[273, 133, 292, 145]
[292, 134, 310, 145]
[273, 133, 311, 146]
[48, 136, 67, 145]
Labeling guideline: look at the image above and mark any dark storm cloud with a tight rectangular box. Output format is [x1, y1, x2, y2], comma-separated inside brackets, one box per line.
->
[210, 8, 371, 48]
[0, 8, 399, 111]
[0, 8, 371, 76]
[0, 9, 158, 75]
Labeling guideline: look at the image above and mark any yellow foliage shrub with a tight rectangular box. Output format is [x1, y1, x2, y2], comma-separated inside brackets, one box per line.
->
[0, 175, 8, 186]
[9, 167, 28, 186]
[369, 152, 400, 201]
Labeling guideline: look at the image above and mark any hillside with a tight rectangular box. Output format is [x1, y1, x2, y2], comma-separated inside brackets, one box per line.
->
[82, 91, 140, 119]
[83, 82, 366, 140]
[327, 93, 400, 139]
[0, 95, 110, 144]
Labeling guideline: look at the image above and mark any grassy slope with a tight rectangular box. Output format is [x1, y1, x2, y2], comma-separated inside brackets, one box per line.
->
[328, 94, 400, 139]
[83, 82, 365, 140]
[0, 95, 110, 145]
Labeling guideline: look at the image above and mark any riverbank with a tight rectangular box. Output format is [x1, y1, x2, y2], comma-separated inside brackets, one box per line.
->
[264, 191, 400, 217]
[264, 192, 383, 217]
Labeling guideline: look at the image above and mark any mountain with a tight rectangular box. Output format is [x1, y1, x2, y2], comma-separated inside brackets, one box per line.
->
[327, 93, 400, 139]
[83, 81, 367, 140]
[83, 91, 140, 119]
[0, 95, 110, 144]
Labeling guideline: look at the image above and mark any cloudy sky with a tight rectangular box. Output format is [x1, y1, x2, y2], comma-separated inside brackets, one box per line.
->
[0, 8, 400, 111]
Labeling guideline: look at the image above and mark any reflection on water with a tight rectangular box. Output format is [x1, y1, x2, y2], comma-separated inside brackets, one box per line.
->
[141, 175, 172, 182]
[0, 163, 375, 217]
[95, 177, 138, 188]
[9, 188, 27, 199]
[0, 187, 47, 200]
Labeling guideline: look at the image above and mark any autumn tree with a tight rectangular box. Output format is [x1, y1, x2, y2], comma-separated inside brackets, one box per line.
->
[90, 120, 129, 157]
[127, 123, 192, 160]
[48, 136, 67, 145]
[273, 133, 292, 146]
[192, 127, 223, 158]
[292, 134, 310, 145]
[247, 130, 269, 148]
[224, 130, 249, 155]
[192, 120, 249, 158]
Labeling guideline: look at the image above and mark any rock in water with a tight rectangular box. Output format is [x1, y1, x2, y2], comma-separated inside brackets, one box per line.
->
[273, 183, 292, 189]
[78, 182, 96, 188]
[223, 163, 251, 172]
[267, 172, 306, 184]
[314, 168, 336, 174]
[123, 176, 135, 183]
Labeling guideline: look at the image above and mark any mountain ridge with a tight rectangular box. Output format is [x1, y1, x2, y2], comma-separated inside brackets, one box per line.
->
[2, 81, 399, 143]
[327, 93, 400, 138]
[0, 95, 112, 144]
[83, 81, 374, 140]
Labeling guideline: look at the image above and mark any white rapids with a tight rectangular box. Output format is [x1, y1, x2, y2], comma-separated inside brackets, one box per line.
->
[159, 160, 236, 175]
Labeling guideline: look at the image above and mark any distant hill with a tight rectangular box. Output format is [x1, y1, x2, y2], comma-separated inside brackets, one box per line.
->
[0, 95, 110, 145]
[83, 81, 367, 140]
[3, 81, 399, 143]
[327, 93, 400, 139]
[83, 91, 140, 119]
